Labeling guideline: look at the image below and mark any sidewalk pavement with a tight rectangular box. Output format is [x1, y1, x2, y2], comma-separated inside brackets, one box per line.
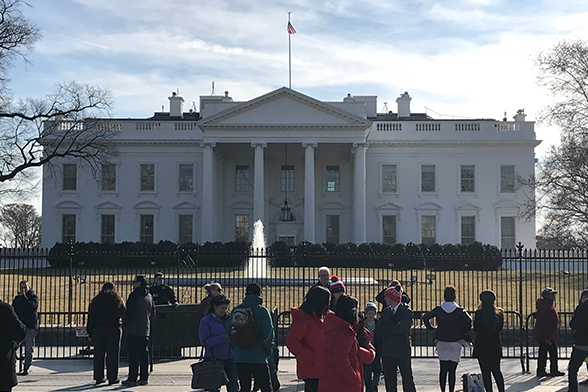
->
[13, 357, 578, 392]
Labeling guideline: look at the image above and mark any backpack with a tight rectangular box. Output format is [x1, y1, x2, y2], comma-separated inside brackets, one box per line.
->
[230, 305, 258, 348]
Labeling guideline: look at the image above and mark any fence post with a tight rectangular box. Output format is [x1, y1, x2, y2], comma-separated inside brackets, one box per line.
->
[68, 243, 74, 325]
[516, 242, 526, 372]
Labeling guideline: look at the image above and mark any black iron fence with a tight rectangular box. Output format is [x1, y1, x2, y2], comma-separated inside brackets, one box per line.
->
[1, 245, 588, 364]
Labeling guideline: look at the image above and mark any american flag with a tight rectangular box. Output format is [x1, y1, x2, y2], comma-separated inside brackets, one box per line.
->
[287, 22, 296, 35]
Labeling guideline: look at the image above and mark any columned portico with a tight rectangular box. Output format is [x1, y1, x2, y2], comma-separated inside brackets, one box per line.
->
[353, 142, 367, 243]
[252, 142, 266, 224]
[303, 142, 317, 242]
[201, 142, 216, 242]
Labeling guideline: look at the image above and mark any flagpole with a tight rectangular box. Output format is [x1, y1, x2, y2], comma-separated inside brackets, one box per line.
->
[288, 12, 292, 89]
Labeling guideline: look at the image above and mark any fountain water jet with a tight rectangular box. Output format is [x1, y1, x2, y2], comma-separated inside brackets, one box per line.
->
[247, 220, 267, 278]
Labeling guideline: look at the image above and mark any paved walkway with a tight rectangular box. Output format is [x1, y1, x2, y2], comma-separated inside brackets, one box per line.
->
[13, 358, 579, 391]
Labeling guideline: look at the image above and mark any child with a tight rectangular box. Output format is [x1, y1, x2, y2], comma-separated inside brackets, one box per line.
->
[363, 302, 381, 392]
[534, 287, 564, 377]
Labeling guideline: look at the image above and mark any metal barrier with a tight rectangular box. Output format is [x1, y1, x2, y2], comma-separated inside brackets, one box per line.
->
[525, 311, 575, 373]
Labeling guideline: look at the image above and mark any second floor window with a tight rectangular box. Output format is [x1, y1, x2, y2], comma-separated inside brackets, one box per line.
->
[140, 164, 155, 191]
[63, 164, 77, 191]
[235, 166, 250, 192]
[326, 166, 340, 192]
[382, 165, 397, 193]
[101, 164, 116, 191]
[281, 166, 294, 192]
[178, 164, 194, 192]
[421, 165, 436, 193]
[500, 165, 516, 193]
[460, 165, 475, 192]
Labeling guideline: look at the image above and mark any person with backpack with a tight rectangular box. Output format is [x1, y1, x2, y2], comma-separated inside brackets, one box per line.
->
[422, 286, 472, 392]
[228, 282, 274, 392]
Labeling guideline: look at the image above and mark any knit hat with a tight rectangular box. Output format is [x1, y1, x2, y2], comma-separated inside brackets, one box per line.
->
[385, 286, 402, 303]
[365, 301, 378, 313]
[541, 287, 557, 297]
[330, 275, 345, 294]
[479, 290, 496, 304]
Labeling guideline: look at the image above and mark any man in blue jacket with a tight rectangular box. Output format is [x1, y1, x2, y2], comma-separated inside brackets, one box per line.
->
[228, 283, 274, 392]
[12, 280, 38, 376]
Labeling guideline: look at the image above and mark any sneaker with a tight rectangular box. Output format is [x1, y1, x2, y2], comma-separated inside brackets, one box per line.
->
[18, 369, 29, 376]
[122, 379, 137, 386]
[536, 370, 549, 378]
[108, 379, 120, 385]
[550, 370, 565, 377]
[137, 379, 148, 385]
[95, 379, 106, 385]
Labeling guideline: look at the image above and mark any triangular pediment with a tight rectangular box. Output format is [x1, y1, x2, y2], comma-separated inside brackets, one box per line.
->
[172, 201, 199, 210]
[199, 87, 371, 129]
[454, 202, 480, 211]
[375, 201, 403, 211]
[94, 201, 122, 210]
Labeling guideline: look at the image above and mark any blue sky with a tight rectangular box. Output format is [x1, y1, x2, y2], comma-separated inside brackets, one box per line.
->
[7, 0, 588, 211]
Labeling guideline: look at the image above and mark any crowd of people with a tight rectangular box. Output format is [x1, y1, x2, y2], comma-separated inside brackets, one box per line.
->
[3, 268, 588, 392]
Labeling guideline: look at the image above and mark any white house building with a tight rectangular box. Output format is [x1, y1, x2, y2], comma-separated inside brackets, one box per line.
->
[41, 87, 540, 249]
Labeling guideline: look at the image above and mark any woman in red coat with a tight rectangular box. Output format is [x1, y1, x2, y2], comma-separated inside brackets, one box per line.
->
[318, 295, 376, 392]
[287, 286, 331, 392]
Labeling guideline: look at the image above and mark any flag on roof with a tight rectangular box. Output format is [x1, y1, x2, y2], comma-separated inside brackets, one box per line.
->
[287, 22, 296, 35]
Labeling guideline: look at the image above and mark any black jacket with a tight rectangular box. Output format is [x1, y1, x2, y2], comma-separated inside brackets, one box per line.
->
[570, 301, 588, 346]
[0, 300, 27, 391]
[374, 303, 413, 358]
[87, 292, 126, 337]
[149, 284, 178, 305]
[12, 289, 39, 329]
[123, 286, 154, 337]
[422, 304, 472, 342]
[473, 308, 503, 359]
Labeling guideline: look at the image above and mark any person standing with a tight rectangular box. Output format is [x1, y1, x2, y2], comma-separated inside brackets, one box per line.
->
[199, 294, 239, 392]
[200, 282, 223, 317]
[567, 289, 588, 392]
[122, 275, 154, 387]
[313, 266, 331, 289]
[87, 282, 126, 385]
[363, 301, 382, 392]
[534, 287, 564, 377]
[318, 294, 375, 392]
[375, 285, 417, 392]
[286, 285, 331, 392]
[149, 272, 179, 307]
[329, 275, 345, 312]
[229, 283, 274, 392]
[12, 280, 38, 376]
[375, 280, 410, 309]
[422, 286, 472, 392]
[473, 290, 505, 392]
[0, 299, 27, 392]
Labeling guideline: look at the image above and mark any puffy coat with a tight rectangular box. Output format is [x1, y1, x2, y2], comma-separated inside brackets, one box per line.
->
[123, 286, 155, 337]
[87, 291, 126, 337]
[286, 307, 324, 379]
[0, 301, 27, 391]
[422, 302, 472, 342]
[533, 298, 560, 342]
[199, 313, 233, 360]
[318, 312, 375, 392]
[12, 289, 39, 329]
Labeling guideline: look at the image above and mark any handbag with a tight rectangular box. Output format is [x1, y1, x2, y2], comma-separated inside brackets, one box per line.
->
[462, 373, 484, 392]
[191, 346, 228, 390]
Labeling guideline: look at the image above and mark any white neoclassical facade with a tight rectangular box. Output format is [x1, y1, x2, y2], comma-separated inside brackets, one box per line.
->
[41, 87, 540, 249]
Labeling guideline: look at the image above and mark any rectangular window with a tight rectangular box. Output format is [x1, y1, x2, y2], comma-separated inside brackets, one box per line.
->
[101, 214, 115, 244]
[179, 214, 193, 244]
[382, 165, 397, 193]
[101, 164, 116, 191]
[62, 214, 76, 243]
[382, 215, 397, 244]
[178, 164, 194, 192]
[235, 166, 250, 193]
[235, 214, 249, 242]
[501, 216, 516, 249]
[140, 214, 154, 244]
[421, 165, 436, 192]
[460, 165, 475, 192]
[326, 166, 340, 192]
[421, 215, 436, 245]
[140, 164, 155, 191]
[278, 235, 296, 246]
[281, 165, 295, 192]
[500, 165, 516, 193]
[461, 216, 476, 245]
[63, 164, 77, 191]
[326, 215, 340, 244]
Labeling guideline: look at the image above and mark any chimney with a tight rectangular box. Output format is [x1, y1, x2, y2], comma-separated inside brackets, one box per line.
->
[513, 109, 526, 122]
[221, 91, 233, 102]
[169, 91, 184, 118]
[396, 91, 412, 118]
[343, 93, 355, 102]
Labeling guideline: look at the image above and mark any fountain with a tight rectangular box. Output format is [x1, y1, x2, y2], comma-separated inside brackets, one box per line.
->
[247, 220, 267, 278]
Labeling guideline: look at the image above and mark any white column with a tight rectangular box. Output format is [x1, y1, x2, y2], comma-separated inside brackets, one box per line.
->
[201, 142, 216, 243]
[252, 142, 266, 224]
[303, 143, 317, 242]
[353, 143, 367, 243]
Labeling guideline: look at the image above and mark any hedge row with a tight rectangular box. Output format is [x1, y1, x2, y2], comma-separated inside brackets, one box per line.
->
[48, 240, 502, 270]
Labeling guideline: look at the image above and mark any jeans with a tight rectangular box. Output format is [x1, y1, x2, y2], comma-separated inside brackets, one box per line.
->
[568, 347, 588, 392]
[20, 328, 36, 371]
[381, 356, 416, 392]
[477, 357, 505, 392]
[364, 354, 382, 391]
[126, 335, 149, 382]
[537, 340, 559, 372]
[236, 362, 272, 392]
[92, 326, 121, 382]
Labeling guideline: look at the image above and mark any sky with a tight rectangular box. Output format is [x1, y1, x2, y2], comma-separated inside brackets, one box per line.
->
[6, 0, 588, 213]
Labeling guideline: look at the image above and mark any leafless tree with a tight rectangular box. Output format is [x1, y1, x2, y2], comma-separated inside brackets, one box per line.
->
[522, 39, 588, 248]
[0, 203, 40, 247]
[0, 0, 116, 196]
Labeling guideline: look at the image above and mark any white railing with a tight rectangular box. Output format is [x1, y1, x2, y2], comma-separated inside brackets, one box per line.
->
[174, 122, 196, 131]
[136, 122, 161, 131]
[416, 123, 441, 131]
[494, 122, 517, 132]
[455, 123, 481, 132]
[376, 122, 402, 131]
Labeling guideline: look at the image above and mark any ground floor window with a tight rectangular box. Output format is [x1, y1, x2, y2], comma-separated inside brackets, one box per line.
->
[278, 235, 296, 246]
[235, 214, 249, 242]
[101, 214, 115, 244]
[421, 215, 436, 245]
[382, 215, 397, 244]
[461, 216, 475, 244]
[501, 216, 516, 249]
[179, 214, 193, 244]
[62, 214, 76, 243]
[326, 215, 340, 244]
[140, 214, 154, 244]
